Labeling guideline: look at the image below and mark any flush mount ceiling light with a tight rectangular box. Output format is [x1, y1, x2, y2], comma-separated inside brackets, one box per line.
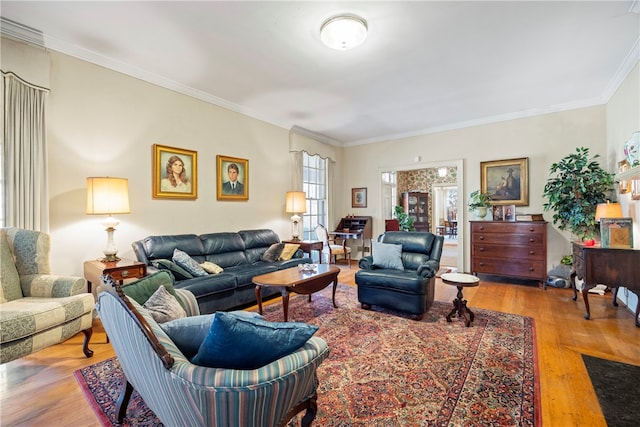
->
[320, 14, 368, 51]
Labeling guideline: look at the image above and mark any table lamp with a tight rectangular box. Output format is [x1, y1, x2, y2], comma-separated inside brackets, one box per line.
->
[285, 191, 306, 241]
[86, 177, 130, 262]
[595, 201, 623, 222]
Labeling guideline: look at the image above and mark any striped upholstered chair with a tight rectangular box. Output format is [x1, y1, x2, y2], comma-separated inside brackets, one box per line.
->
[96, 275, 329, 427]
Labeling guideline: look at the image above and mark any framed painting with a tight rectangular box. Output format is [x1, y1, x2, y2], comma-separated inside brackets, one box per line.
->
[217, 155, 248, 201]
[352, 187, 367, 208]
[618, 159, 630, 194]
[600, 217, 633, 249]
[152, 144, 197, 199]
[481, 157, 529, 206]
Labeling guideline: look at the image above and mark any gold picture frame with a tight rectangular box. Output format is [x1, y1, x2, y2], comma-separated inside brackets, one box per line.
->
[217, 155, 248, 201]
[618, 159, 630, 194]
[152, 144, 197, 199]
[481, 157, 529, 206]
[352, 187, 367, 208]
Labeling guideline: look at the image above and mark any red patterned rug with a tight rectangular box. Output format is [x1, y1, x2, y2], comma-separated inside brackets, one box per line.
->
[75, 283, 540, 426]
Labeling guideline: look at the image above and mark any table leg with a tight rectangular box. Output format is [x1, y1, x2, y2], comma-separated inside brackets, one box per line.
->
[445, 286, 475, 327]
[255, 286, 263, 315]
[581, 289, 591, 320]
[282, 291, 290, 322]
[331, 277, 338, 308]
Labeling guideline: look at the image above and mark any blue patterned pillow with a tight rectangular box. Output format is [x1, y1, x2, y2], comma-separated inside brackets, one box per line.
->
[191, 312, 319, 369]
[172, 249, 208, 277]
[161, 311, 262, 359]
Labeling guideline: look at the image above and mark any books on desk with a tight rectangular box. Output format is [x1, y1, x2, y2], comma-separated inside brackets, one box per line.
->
[516, 214, 545, 221]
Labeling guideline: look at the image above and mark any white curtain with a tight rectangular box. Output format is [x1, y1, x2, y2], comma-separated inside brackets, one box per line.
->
[2, 71, 49, 231]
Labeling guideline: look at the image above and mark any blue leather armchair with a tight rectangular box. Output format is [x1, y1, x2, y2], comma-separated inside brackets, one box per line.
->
[355, 231, 444, 320]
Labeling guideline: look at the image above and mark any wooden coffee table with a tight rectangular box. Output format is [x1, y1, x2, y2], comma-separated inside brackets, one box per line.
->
[253, 264, 340, 321]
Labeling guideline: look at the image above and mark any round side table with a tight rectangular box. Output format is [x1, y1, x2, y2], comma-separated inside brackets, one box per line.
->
[441, 272, 480, 327]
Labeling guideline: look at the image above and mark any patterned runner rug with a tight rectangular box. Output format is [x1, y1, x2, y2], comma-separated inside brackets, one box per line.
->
[75, 283, 540, 426]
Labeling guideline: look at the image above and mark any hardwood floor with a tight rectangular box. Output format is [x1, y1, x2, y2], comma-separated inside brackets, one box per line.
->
[1, 265, 638, 426]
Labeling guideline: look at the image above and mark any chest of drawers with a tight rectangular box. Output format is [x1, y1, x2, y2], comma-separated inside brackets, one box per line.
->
[470, 221, 547, 283]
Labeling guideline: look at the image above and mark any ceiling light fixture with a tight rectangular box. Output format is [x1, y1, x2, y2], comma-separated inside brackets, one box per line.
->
[320, 14, 368, 51]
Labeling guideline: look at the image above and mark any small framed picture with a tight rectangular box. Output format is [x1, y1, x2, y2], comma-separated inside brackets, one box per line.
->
[217, 155, 248, 201]
[632, 179, 640, 201]
[492, 205, 504, 221]
[600, 217, 633, 248]
[153, 144, 197, 199]
[352, 187, 367, 208]
[504, 204, 516, 221]
[618, 159, 630, 194]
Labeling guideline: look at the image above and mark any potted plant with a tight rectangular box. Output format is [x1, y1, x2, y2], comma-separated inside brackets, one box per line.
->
[543, 147, 615, 245]
[468, 190, 492, 219]
[393, 205, 416, 231]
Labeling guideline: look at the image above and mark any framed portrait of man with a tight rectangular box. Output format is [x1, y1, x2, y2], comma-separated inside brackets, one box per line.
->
[217, 155, 248, 201]
[152, 144, 198, 200]
[481, 157, 529, 206]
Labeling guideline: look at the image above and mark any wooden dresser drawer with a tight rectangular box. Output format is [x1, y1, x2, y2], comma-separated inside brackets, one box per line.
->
[107, 265, 146, 281]
[471, 222, 544, 234]
[472, 244, 545, 260]
[472, 257, 546, 279]
[472, 233, 544, 246]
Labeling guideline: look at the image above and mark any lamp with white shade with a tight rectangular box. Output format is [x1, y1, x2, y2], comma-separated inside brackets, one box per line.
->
[285, 191, 307, 241]
[86, 177, 130, 262]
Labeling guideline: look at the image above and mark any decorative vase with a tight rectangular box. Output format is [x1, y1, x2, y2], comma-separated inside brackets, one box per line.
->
[624, 132, 640, 167]
[474, 207, 488, 220]
[583, 238, 595, 247]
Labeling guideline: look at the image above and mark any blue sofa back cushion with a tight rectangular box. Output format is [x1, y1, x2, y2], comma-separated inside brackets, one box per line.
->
[142, 234, 205, 260]
[190, 311, 319, 369]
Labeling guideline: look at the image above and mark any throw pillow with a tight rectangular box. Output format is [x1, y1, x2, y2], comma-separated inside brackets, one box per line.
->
[172, 249, 208, 277]
[143, 285, 187, 324]
[372, 241, 404, 271]
[121, 270, 185, 309]
[191, 311, 319, 370]
[151, 259, 194, 280]
[279, 243, 300, 261]
[161, 311, 262, 359]
[0, 231, 22, 302]
[200, 261, 224, 274]
[262, 243, 284, 262]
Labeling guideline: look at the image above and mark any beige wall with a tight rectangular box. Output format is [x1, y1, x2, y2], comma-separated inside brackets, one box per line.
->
[343, 106, 608, 271]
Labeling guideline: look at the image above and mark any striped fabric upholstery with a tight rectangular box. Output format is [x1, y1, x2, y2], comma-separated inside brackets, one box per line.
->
[97, 291, 329, 427]
[0, 227, 94, 364]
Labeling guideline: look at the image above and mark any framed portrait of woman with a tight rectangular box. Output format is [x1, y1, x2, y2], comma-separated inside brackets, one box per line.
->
[152, 144, 198, 199]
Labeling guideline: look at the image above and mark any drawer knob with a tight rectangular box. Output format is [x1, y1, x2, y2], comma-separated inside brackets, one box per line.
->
[529, 238, 535, 242]
[121, 270, 130, 277]
[529, 267, 534, 271]
[529, 228, 535, 232]
[479, 263, 485, 267]
[479, 226, 485, 231]
[479, 247, 485, 252]
[529, 250, 534, 255]
[479, 236, 484, 240]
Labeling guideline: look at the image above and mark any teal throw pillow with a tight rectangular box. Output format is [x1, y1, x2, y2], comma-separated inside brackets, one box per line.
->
[172, 249, 208, 277]
[121, 270, 185, 309]
[372, 241, 404, 271]
[161, 311, 262, 359]
[190, 311, 319, 369]
[152, 259, 194, 280]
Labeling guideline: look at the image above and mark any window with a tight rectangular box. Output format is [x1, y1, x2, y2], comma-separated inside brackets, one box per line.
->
[302, 152, 327, 240]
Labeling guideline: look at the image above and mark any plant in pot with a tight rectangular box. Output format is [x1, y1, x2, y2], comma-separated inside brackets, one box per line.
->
[393, 205, 416, 231]
[542, 147, 615, 246]
[468, 190, 492, 219]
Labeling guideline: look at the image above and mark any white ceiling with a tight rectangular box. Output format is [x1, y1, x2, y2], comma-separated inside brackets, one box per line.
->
[1, 1, 639, 146]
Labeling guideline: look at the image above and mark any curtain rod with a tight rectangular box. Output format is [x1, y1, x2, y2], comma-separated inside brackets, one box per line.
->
[1, 69, 50, 93]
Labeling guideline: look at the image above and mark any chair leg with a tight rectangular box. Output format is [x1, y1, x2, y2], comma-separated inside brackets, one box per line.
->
[117, 380, 134, 423]
[82, 327, 94, 358]
[301, 393, 318, 427]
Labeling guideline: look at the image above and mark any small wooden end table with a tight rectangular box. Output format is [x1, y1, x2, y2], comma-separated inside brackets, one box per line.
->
[253, 264, 340, 321]
[441, 272, 480, 327]
[83, 258, 147, 295]
[282, 240, 323, 264]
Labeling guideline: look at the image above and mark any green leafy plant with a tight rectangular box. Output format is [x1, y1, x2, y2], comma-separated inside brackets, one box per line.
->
[560, 255, 573, 266]
[543, 147, 615, 241]
[467, 190, 492, 211]
[393, 205, 416, 231]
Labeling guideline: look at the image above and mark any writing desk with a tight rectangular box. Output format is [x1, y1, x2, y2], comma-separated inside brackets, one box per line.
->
[571, 242, 640, 327]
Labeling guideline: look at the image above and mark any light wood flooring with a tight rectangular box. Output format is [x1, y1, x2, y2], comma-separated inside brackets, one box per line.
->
[1, 265, 639, 426]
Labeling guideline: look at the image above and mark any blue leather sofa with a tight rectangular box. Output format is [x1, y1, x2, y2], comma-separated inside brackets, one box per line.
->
[132, 229, 309, 314]
[355, 231, 444, 320]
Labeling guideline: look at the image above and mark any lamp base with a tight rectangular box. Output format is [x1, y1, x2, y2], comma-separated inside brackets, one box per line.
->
[289, 237, 301, 242]
[100, 254, 121, 263]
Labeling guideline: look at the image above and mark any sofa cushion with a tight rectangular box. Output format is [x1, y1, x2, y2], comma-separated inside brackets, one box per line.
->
[173, 249, 209, 277]
[0, 293, 95, 342]
[279, 243, 300, 261]
[140, 234, 205, 261]
[190, 311, 318, 369]
[200, 261, 223, 274]
[151, 259, 194, 280]
[143, 285, 187, 324]
[121, 271, 185, 309]
[160, 311, 262, 359]
[262, 243, 284, 262]
[0, 231, 22, 302]
[372, 242, 404, 271]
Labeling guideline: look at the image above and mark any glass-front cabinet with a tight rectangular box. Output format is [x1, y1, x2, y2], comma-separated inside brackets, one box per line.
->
[402, 192, 429, 232]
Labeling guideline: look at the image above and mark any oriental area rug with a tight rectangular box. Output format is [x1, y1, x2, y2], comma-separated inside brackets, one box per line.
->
[75, 283, 540, 426]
